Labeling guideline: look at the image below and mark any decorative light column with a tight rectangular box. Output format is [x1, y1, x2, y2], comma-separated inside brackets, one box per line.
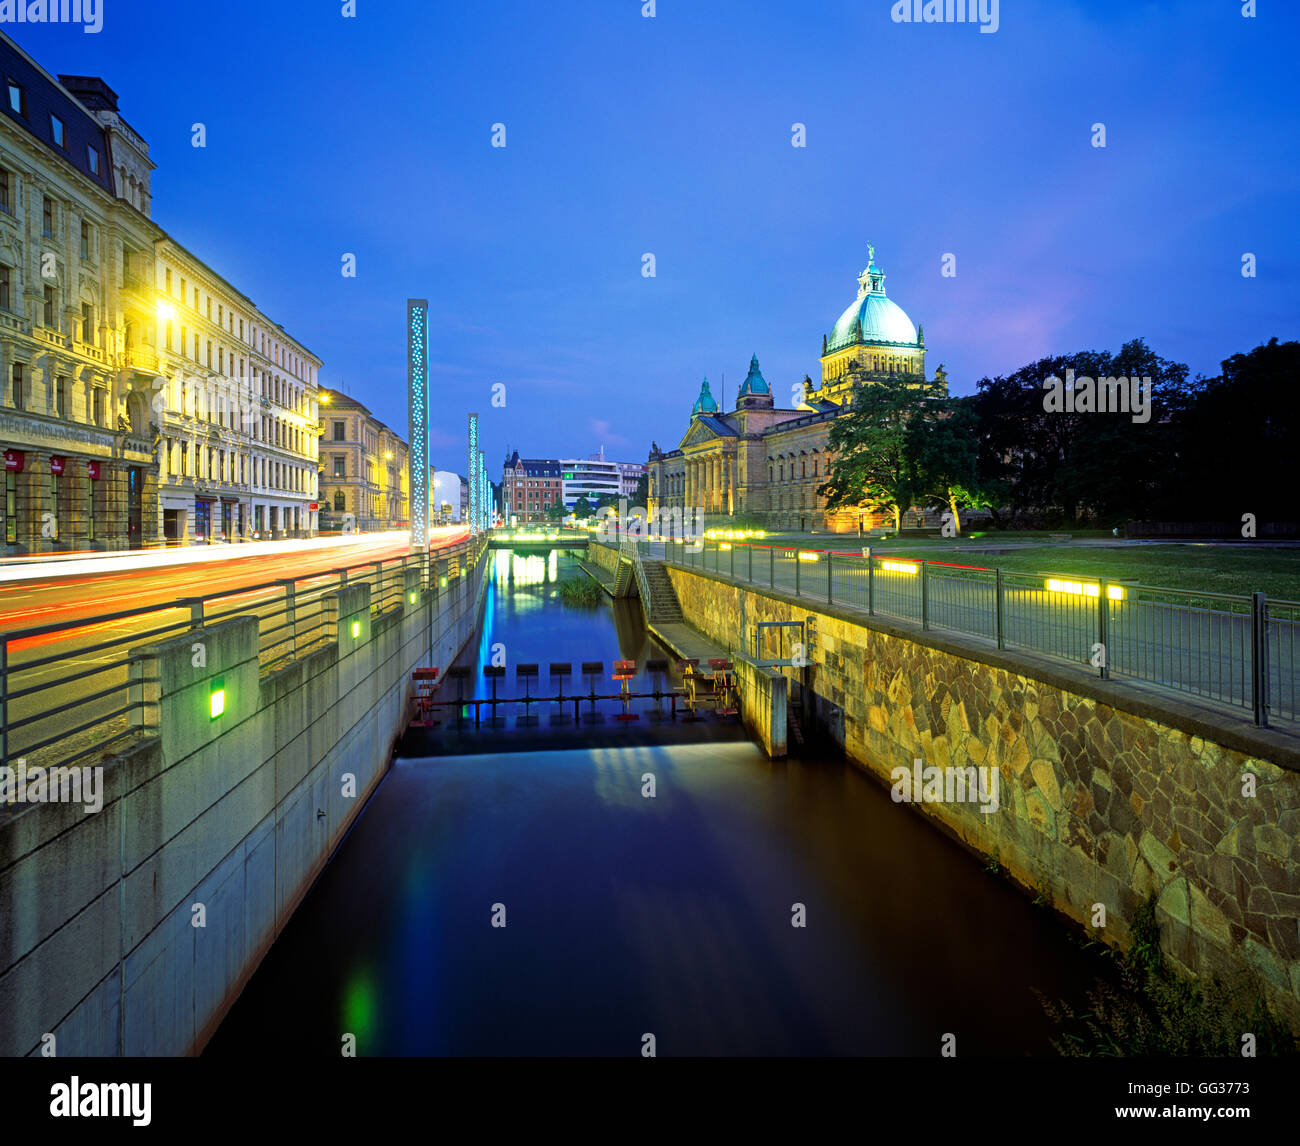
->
[407, 299, 429, 553]
[467, 412, 479, 535]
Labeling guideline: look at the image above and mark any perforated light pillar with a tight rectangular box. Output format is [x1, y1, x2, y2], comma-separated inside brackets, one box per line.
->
[408, 299, 429, 553]
[468, 413, 480, 535]
[478, 448, 487, 530]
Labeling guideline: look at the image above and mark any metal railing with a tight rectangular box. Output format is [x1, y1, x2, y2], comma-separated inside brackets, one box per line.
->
[0, 534, 488, 773]
[596, 536, 1298, 731]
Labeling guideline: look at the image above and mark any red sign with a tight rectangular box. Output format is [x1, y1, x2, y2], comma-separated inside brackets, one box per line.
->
[49, 455, 65, 476]
[87, 461, 101, 481]
[309, 502, 319, 511]
[4, 449, 23, 472]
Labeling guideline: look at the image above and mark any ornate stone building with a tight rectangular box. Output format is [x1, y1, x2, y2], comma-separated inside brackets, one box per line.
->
[647, 246, 946, 533]
[0, 33, 321, 551]
[317, 388, 409, 531]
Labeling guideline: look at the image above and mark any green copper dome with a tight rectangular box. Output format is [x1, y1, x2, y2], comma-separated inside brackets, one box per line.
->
[738, 354, 769, 396]
[691, 377, 718, 415]
[827, 246, 919, 352]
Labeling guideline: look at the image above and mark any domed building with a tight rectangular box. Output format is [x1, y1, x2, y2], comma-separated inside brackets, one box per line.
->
[647, 246, 947, 532]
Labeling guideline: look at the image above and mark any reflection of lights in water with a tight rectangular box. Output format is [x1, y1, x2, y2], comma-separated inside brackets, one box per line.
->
[510, 554, 548, 585]
[342, 966, 379, 1051]
[549, 551, 558, 580]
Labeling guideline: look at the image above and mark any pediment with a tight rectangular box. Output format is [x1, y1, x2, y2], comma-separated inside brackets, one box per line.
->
[678, 418, 734, 450]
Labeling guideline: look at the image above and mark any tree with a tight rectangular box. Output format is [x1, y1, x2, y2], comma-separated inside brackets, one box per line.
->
[632, 473, 649, 509]
[970, 339, 1195, 525]
[908, 395, 982, 535]
[820, 373, 936, 532]
[572, 495, 594, 519]
[545, 501, 566, 522]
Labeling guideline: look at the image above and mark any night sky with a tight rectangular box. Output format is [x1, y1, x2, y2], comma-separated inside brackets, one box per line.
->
[11, 0, 1297, 469]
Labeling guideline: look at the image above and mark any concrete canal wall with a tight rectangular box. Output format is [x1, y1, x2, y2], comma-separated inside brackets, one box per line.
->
[655, 557, 1300, 1027]
[0, 547, 490, 1056]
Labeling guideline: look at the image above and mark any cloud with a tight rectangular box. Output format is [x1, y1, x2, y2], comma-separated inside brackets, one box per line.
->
[589, 419, 631, 448]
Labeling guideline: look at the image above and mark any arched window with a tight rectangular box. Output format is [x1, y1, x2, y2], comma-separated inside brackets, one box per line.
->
[333, 489, 346, 511]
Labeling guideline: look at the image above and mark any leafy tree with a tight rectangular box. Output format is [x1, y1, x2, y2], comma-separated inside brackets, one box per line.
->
[909, 395, 983, 534]
[819, 373, 935, 531]
[1175, 337, 1299, 522]
[545, 501, 566, 522]
[572, 495, 594, 519]
[970, 339, 1195, 525]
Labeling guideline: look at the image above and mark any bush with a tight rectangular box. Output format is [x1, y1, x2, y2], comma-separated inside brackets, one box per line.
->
[1037, 893, 1298, 1056]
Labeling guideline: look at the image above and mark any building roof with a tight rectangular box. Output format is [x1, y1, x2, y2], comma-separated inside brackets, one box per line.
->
[691, 377, 719, 415]
[826, 246, 919, 352]
[738, 354, 770, 396]
[504, 451, 561, 478]
[0, 34, 115, 196]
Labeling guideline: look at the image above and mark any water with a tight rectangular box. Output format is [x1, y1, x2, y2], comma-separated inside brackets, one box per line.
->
[207, 549, 1099, 1056]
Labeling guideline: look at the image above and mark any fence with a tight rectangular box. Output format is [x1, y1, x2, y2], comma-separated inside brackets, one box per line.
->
[0, 535, 487, 773]
[603, 536, 1298, 731]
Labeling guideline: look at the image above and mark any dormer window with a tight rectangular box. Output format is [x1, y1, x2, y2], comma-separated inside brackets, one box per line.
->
[7, 81, 24, 117]
[50, 115, 65, 149]
[86, 144, 100, 175]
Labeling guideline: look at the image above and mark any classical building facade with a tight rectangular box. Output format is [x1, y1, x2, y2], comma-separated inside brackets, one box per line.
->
[0, 33, 321, 552]
[317, 388, 409, 531]
[647, 247, 947, 533]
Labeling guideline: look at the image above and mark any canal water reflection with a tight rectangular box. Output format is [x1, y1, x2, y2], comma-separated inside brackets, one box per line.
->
[207, 549, 1098, 1056]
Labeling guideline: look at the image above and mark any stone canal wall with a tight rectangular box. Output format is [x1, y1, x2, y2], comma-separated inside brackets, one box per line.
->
[659, 561, 1300, 1027]
[0, 546, 490, 1056]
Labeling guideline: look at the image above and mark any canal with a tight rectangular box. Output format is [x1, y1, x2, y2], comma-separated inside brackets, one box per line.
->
[207, 548, 1100, 1056]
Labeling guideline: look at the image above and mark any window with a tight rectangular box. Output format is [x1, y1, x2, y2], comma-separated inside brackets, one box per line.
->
[165, 268, 172, 293]
[92, 387, 102, 426]
[332, 420, 345, 441]
[82, 303, 93, 343]
[333, 490, 345, 512]
[86, 145, 100, 175]
[55, 376, 67, 418]
[333, 457, 345, 478]
[42, 196, 53, 237]
[0, 266, 9, 311]
[11, 363, 23, 409]
[7, 80, 24, 117]
[0, 168, 9, 213]
[80, 219, 90, 259]
[50, 115, 65, 149]
[42, 285, 55, 328]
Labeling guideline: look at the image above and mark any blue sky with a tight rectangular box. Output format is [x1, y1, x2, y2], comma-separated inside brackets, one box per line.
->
[11, 0, 1298, 470]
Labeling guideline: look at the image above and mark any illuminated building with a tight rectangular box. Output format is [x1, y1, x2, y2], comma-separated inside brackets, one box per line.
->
[0, 32, 322, 550]
[647, 246, 948, 532]
[317, 387, 409, 531]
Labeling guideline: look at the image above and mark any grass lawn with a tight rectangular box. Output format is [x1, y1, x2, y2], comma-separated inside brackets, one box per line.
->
[742, 531, 1300, 600]
[909, 544, 1300, 601]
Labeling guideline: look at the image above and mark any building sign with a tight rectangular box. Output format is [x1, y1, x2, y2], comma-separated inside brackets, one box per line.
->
[4, 449, 23, 472]
[87, 461, 101, 480]
[309, 502, 319, 511]
[49, 455, 66, 475]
